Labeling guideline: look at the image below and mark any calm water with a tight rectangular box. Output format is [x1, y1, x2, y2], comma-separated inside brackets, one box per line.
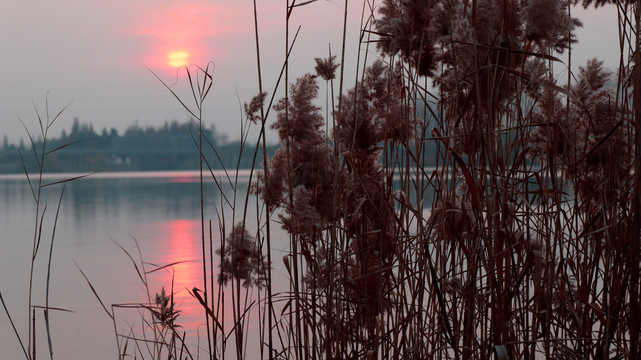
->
[0, 171, 285, 359]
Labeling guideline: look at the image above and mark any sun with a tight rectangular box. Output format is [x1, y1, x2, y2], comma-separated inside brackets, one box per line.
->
[167, 51, 190, 68]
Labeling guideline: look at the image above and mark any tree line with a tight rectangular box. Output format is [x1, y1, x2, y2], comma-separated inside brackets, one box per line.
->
[0, 118, 278, 173]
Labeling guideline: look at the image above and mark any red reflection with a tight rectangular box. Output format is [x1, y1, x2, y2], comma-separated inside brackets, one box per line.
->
[154, 220, 265, 338]
[166, 220, 199, 287]
[155, 219, 202, 329]
[168, 176, 198, 183]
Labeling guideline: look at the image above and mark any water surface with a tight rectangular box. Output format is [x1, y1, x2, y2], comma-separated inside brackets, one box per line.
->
[0, 170, 278, 359]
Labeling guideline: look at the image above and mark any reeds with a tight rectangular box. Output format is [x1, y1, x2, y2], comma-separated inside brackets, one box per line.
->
[241, 0, 641, 359]
[2, 100, 88, 360]
[136, 1, 641, 359]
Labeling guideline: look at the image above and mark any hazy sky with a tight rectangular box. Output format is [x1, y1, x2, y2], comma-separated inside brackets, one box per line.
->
[1, 1, 619, 144]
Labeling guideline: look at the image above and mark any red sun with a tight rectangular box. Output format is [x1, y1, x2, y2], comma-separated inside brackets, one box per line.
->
[166, 50, 191, 68]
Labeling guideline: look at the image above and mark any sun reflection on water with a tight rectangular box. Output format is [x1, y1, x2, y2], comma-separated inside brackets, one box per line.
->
[153, 219, 204, 330]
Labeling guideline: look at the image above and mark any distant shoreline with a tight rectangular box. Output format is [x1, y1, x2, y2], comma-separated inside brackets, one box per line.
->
[0, 169, 256, 181]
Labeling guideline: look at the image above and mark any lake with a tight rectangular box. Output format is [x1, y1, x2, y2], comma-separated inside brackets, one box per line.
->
[0, 170, 288, 359]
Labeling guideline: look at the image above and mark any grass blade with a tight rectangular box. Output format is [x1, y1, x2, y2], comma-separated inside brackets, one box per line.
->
[0, 290, 29, 359]
[74, 261, 114, 320]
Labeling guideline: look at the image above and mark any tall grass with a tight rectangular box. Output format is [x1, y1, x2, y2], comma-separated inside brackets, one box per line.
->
[131, 1, 641, 359]
[245, 1, 641, 359]
[1, 100, 89, 360]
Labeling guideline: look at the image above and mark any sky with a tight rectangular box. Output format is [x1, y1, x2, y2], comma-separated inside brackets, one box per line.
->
[0, 1, 620, 145]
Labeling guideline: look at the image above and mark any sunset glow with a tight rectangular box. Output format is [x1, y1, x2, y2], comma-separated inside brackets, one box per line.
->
[167, 51, 191, 68]
[134, 3, 231, 72]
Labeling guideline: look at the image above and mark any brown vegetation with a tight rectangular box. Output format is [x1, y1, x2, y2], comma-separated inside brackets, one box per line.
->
[243, 1, 641, 359]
